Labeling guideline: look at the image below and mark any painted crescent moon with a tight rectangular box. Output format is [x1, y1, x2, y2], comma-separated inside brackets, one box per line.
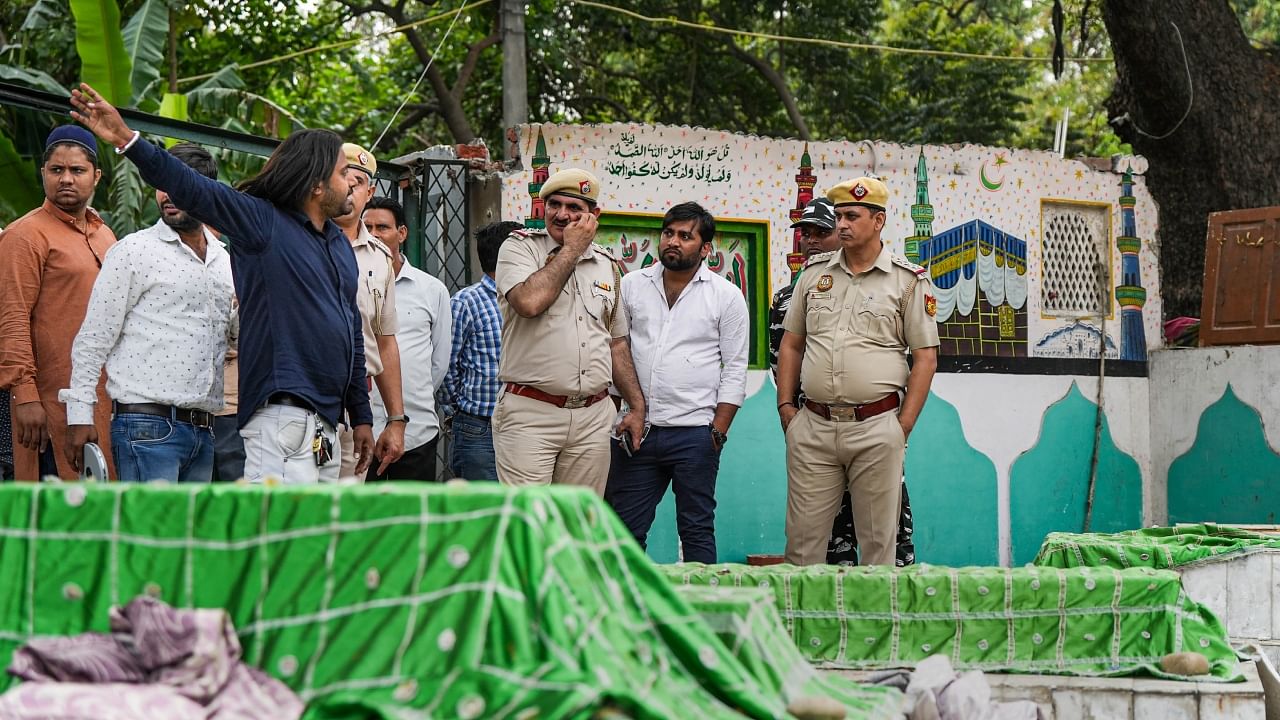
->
[980, 162, 1004, 191]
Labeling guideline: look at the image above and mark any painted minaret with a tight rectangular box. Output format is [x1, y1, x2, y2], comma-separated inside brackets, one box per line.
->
[905, 148, 933, 265]
[1114, 166, 1148, 360]
[788, 143, 816, 280]
[526, 127, 550, 229]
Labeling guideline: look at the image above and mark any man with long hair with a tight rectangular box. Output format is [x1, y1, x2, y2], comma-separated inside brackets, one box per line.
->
[70, 83, 375, 484]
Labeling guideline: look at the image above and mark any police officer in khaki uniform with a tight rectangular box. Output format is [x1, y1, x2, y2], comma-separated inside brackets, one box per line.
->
[333, 143, 407, 481]
[777, 176, 939, 566]
[493, 169, 646, 494]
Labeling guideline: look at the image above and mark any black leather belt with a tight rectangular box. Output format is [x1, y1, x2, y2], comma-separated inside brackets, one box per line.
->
[267, 393, 313, 411]
[113, 402, 214, 429]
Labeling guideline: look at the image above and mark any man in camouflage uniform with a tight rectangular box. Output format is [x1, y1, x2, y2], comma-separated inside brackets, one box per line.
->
[776, 177, 939, 566]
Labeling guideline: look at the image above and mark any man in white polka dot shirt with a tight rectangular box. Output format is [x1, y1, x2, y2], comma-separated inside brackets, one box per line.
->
[60, 143, 236, 482]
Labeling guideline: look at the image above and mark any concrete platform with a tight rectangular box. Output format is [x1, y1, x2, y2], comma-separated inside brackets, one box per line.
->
[824, 661, 1267, 720]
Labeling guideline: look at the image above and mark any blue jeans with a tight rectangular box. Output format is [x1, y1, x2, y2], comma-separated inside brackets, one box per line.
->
[449, 411, 496, 481]
[111, 413, 214, 483]
[605, 425, 720, 563]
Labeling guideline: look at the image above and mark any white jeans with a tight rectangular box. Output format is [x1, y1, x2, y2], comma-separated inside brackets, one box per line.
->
[240, 404, 340, 484]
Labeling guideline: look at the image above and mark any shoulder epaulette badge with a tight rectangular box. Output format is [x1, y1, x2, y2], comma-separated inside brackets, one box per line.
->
[804, 250, 836, 268]
[892, 254, 928, 277]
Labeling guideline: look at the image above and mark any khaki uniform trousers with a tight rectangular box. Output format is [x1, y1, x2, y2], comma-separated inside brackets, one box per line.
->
[492, 390, 614, 495]
[784, 407, 905, 566]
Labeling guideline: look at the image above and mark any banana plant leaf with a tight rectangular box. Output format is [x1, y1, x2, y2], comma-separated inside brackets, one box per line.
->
[70, 0, 133, 105]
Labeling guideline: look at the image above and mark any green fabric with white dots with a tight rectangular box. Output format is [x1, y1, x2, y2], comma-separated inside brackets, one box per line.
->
[661, 563, 1243, 682]
[1035, 523, 1280, 570]
[0, 482, 908, 719]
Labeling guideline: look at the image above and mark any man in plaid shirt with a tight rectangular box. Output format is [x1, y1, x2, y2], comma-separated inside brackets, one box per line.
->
[438, 221, 522, 480]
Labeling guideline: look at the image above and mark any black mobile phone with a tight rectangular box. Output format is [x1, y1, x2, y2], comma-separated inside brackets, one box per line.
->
[618, 433, 635, 457]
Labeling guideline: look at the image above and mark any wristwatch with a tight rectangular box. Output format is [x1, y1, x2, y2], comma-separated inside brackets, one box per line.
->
[710, 426, 728, 447]
[386, 414, 411, 424]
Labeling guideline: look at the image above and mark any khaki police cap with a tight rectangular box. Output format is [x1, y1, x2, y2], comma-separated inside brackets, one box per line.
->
[343, 143, 377, 177]
[827, 176, 889, 211]
[539, 168, 601, 205]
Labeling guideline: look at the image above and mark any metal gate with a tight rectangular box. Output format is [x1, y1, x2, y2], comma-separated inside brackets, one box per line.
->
[373, 157, 471, 294]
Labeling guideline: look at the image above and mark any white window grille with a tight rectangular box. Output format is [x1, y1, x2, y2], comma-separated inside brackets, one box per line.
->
[1041, 202, 1111, 316]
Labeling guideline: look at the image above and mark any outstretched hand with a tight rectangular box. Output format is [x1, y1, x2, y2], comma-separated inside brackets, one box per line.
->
[69, 83, 135, 148]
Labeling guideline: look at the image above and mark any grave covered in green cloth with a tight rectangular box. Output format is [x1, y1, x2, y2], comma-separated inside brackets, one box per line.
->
[0, 482, 895, 720]
[1034, 523, 1280, 570]
[660, 562, 1242, 682]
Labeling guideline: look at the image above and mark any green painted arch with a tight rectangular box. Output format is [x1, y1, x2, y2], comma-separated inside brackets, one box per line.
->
[903, 391, 999, 566]
[1009, 382, 1143, 566]
[1169, 385, 1280, 525]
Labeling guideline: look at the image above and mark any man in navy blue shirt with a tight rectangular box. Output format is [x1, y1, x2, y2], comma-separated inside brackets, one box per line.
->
[71, 83, 374, 484]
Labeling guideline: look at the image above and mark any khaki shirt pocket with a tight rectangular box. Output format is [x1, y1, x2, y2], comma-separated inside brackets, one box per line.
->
[856, 301, 903, 346]
[585, 282, 613, 323]
[804, 291, 837, 333]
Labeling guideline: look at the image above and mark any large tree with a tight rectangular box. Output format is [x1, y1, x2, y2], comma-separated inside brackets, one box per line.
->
[1103, 0, 1280, 318]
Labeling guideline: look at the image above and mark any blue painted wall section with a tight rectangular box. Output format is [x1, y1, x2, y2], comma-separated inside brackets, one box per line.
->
[1169, 385, 1280, 525]
[1009, 382, 1143, 565]
[903, 392, 999, 566]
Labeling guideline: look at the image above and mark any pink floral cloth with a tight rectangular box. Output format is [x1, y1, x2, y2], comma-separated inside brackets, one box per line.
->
[0, 596, 302, 720]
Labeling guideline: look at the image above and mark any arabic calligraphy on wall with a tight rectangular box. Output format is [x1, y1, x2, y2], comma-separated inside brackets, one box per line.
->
[605, 132, 734, 182]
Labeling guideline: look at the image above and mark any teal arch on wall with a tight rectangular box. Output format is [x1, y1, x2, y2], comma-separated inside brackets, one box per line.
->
[903, 391, 999, 567]
[1009, 382, 1143, 566]
[645, 381, 788, 563]
[1169, 385, 1280, 525]
[643, 384, 1001, 566]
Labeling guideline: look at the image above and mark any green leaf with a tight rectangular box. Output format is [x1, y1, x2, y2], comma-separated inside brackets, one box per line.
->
[0, 133, 42, 222]
[0, 66, 68, 96]
[186, 87, 305, 138]
[19, 0, 63, 33]
[193, 63, 246, 92]
[70, 0, 133, 106]
[121, 0, 168, 104]
[102, 153, 146, 235]
[158, 93, 188, 147]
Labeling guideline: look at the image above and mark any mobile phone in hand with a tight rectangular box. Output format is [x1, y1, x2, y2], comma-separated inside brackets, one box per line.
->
[82, 442, 109, 481]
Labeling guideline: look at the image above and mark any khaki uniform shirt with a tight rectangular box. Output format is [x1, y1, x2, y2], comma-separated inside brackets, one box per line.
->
[782, 243, 939, 405]
[350, 225, 399, 377]
[495, 228, 626, 397]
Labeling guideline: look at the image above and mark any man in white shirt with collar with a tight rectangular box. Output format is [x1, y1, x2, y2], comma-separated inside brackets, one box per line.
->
[605, 201, 748, 563]
[61, 143, 235, 482]
[362, 196, 452, 481]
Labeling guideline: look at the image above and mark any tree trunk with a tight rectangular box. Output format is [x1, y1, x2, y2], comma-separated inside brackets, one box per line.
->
[1102, 0, 1280, 319]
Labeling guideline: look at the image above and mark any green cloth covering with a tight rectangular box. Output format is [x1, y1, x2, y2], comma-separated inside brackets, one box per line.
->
[1035, 523, 1280, 570]
[660, 563, 1242, 682]
[675, 584, 902, 718]
[0, 482, 889, 720]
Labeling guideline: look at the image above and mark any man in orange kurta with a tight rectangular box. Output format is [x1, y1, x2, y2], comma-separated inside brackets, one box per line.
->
[0, 126, 115, 480]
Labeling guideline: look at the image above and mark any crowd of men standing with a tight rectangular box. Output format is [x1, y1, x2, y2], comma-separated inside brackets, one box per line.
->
[0, 83, 939, 568]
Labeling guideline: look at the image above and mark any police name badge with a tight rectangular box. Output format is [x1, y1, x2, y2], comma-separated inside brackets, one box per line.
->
[816, 274, 833, 292]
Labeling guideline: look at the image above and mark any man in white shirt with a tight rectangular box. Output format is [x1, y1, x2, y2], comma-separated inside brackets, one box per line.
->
[61, 143, 235, 482]
[362, 196, 452, 480]
[604, 202, 748, 563]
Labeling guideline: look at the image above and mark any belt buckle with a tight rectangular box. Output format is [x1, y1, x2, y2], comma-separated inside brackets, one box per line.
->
[562, 394, 589, 409]
[828, 405, 859, 422]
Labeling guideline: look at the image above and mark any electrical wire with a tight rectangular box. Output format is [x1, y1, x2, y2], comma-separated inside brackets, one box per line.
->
[371, 0, 468, 149]
[1109, 21, 1193, 140]
[175, 0, 493, 85]
[568, 0, 1112, 64]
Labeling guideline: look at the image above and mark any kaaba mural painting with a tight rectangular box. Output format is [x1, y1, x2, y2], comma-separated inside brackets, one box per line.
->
[905, 151, 1030, 357]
